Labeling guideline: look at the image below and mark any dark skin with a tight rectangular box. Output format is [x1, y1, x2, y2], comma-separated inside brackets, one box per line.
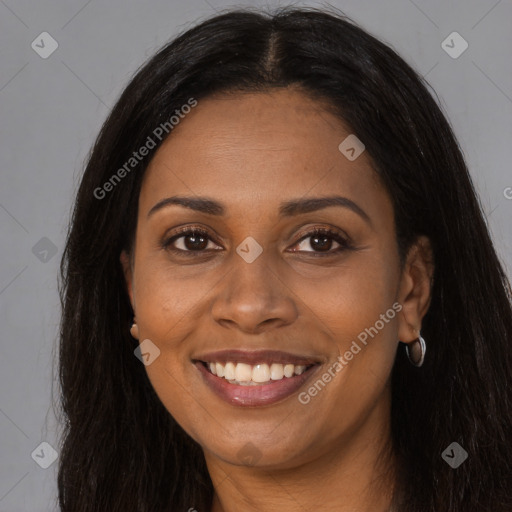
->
[121, 88, 433, 512]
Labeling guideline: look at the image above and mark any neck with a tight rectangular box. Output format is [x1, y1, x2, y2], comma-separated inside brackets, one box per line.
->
[206, 391, 397, 512]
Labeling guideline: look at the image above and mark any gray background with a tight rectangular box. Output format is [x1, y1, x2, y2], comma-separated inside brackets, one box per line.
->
[0, 0, 511, 510]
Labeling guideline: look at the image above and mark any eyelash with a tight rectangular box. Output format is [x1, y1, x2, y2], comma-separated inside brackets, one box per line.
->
[161, 225, 354, 257]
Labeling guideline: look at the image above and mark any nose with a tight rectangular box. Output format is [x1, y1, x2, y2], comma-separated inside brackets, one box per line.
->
[210, 251, 299, 334]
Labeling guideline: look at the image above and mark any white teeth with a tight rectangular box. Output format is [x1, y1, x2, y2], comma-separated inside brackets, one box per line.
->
[215, 362, 225, 377]
[270, 363, 284, 380]
[294, 365, 306, 375]
[235, 362, 252, 382]
[224, 362, 236, 380]
[284, 364, 295, 378]
[252, 364, 270, 383]
[205, 361, 311, 384]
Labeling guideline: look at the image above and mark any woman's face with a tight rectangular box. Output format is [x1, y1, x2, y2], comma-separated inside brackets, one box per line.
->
[122, 88, 430, 470]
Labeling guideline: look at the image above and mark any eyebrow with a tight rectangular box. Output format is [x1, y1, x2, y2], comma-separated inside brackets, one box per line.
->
[147, 195, 371, 225]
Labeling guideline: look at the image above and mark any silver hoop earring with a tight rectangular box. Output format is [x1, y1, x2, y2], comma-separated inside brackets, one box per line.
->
[405, 334, 426, 367]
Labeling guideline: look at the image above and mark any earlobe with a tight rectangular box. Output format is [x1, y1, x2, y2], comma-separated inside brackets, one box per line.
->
[130, 321, 140, 340]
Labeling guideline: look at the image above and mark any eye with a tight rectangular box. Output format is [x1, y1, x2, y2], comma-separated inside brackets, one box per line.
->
[162, 227, 222, 255]
[290, 227, 353, 255]
[161, 226, 353, 257]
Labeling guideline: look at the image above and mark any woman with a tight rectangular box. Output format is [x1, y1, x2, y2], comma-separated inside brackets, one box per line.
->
[57, 7, 512, 511]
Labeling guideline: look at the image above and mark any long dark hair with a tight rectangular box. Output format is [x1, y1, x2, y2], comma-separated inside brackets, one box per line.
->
[57, 6, 512, 511]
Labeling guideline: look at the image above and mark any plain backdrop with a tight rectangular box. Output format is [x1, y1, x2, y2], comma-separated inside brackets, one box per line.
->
[0, 0, 511, 509]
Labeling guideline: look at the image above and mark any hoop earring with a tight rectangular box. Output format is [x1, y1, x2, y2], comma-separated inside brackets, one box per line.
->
[405, 334, 426, 367]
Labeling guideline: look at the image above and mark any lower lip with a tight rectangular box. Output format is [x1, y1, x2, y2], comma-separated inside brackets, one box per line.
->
[194, 361, 320, 407]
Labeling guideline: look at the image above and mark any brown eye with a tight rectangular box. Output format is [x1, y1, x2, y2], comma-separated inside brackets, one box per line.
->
[180, 231, 209, 251]
[291, 228, 352, 255]
[162, 228, 221, 254]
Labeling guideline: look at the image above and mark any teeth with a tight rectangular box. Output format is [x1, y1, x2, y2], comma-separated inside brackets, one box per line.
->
[252, 364, 270, 383]
[270, 363, 284, 380]
[224, 362, 236, 380]
[215, 362, 225, 378]
[205, 361, 311, 385]
[235, 363, 252, 382]
[294, 365, 306, 375]
[284, 364, 294, 378]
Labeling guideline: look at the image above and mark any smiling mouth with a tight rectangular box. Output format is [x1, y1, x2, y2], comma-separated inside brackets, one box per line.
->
[192, 349, 324, 406]
[199, 360, 318, 386]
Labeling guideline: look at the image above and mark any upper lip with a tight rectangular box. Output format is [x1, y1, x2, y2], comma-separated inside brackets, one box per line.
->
[192, 349, 324, 366]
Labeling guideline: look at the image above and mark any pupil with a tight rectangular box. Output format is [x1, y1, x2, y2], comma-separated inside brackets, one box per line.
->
[312, 235, 331, 251]
[185, 233, 208, 250]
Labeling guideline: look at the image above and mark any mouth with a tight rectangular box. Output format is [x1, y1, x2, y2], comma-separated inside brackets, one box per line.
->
[192, 349, 323, 407]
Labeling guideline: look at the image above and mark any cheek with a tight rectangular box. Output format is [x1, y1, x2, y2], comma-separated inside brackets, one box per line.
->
[131, 262, 205, 403]
[293, 249, 399, 336]
[133, 255, 215, 337]
[296, 251, 400, 387]
[132, 266, 202, 425]
[298, 276, 398, 440]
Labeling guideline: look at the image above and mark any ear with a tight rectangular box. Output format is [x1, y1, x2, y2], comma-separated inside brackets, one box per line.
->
[120, 250, 135, 312]
[397, 235, 434, 343]
[121, 250, 140, 339]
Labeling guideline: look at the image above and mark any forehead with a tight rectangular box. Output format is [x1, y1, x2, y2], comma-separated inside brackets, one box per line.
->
[140, 89, 387, 217]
